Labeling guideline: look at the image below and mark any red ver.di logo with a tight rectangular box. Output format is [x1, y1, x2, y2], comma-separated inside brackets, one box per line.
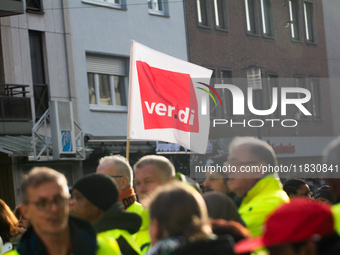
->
[136, 61, 199, 133]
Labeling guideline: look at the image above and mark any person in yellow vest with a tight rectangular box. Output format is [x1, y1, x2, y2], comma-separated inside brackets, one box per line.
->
[96, 155, 150, 253]
[234, 199, 340, 255]
[227, 137, 290, 237]
[70, 173, 141, 255]
[8, 167, 120, 255]
[133, 155, 202, 253]
[134, 155, 176, 203]
[97, 155, 142, 211]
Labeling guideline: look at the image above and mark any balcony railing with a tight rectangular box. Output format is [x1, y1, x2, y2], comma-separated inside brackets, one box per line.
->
[0, 84, 32, 121]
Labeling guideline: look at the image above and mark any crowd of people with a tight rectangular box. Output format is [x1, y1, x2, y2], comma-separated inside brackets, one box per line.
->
[1, 136, 340, 255]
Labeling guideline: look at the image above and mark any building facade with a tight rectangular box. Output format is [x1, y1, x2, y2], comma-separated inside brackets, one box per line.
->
[184, 0, 334, 179]
[0, 0, 188, 207]
[322, 0, 340, 136]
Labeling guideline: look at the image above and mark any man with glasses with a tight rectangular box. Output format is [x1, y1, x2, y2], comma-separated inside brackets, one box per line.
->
[227, 137, 289, 237]
[97, 155, 141, 211]
[10, 167, 120, 255]
[96, 155, 149, 253]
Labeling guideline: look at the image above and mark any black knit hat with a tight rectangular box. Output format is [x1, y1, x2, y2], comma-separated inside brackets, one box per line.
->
[315, 185, 336, 204]
[73, 173, 119, 211]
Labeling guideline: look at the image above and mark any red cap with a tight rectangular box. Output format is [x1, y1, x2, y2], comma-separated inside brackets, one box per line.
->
[234, 199, 334, 254]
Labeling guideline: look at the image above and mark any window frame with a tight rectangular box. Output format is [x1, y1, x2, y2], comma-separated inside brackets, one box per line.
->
[82, 0, 127, 10]
[86, 54, 129, 112]
[303, 1, 317, 44]
[205, 67, 218, 118]
[88, 73, 128, 112]
[220, 69, 233, 118]
[294, 75, 310, 121]
[29, 30, 49, 120]
[288, 0, 301, 42]
[197, 0, 211, 28]
[310, 76, 322, 121]
[244, 0, 259, 36]
[213, 0, 228, 31]
[26, 0, 44, 14]
[29, 30, 46, 85]
[260, 0, 274, 38]
[266, 73, 280, 118]
[148, 0, 169, 17]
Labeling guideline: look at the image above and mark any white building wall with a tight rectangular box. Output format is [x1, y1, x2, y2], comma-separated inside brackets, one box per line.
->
[1, 0, 72, 114]
[65, 0, 188, 137]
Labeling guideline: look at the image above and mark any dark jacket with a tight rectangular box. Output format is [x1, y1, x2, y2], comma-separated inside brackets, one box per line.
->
[15, 216, 98, 255]
[95, 201, 142, 255]
[170, 236, 235, 255]
[202, 191, 245, 226]
[147, 235, 235, 255]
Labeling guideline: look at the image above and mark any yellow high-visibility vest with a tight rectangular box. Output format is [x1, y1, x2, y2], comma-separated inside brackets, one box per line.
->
[239, 174, 290, 237]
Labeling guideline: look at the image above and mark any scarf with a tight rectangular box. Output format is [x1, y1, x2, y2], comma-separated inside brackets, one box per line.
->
[119, 187, 137, 209]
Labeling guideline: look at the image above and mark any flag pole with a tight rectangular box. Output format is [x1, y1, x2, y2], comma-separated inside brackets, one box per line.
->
[126, 40, 135, 162]
[126, 139, 130, 161]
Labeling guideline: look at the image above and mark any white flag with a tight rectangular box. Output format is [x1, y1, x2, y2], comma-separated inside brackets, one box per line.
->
[127, 41, 212, 154]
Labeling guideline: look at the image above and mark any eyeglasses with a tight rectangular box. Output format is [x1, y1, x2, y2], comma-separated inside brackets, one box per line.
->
[228, 161, 260, 167]
[27, 196, 68, 212]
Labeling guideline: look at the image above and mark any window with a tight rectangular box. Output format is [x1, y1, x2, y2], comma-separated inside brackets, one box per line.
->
[148, 0, 168, 16]
[82, 0, 126, 10]
[267, 74, 279, 117]
[245, 0, 258, 35]
[304, 1, 316, 43]
[260, 0, 273, 36]
[207, 68, 218, 117]
[197, 0, 210, 27]
[213, 0, 228, 30]
[310, 77, 321, 119]
[295, 76, 309, 119]
[29, 31, 45, 85]
[220, 70, 233, 117]
[26, 0, 43, 12]
[288, 0, 300, 40]
[86, 54, 128, 112]
[29, 31, 49, 120]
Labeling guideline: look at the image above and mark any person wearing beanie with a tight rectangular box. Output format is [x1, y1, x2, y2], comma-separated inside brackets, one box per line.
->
[70, 173, 142, 255]
[314, 185, 336, 205]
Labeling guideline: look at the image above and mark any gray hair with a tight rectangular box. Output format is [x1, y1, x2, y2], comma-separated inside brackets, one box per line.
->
[133, 155, 175, 182]
[21, 167, 70, 204]
[99, 155, 133, 186]
[229, 136, 278, 166]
